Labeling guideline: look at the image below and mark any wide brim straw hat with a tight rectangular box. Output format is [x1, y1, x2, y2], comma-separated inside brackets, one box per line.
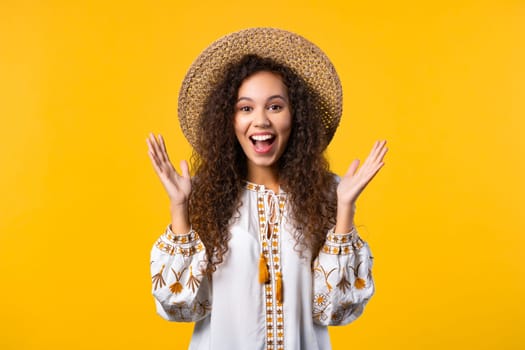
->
[178, 27, 342, 150]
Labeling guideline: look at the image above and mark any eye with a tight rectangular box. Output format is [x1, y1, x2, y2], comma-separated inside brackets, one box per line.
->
[268, 104, 283, 111]
[238, 106, 252, 112]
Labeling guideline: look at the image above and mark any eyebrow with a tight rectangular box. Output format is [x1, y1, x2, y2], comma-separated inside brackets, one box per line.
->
[236, 95, 288, 103]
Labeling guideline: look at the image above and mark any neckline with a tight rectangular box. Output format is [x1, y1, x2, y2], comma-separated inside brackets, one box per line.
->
[243, 180, 286, 194]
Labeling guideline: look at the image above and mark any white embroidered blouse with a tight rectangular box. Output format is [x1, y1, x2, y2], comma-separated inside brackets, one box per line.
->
[150, 181, 374, 350]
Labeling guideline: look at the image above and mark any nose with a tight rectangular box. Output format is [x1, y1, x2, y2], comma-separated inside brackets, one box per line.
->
[253, 108, 270, 128]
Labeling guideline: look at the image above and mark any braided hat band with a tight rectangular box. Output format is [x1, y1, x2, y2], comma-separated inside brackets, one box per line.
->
[178, 27, 343, 150]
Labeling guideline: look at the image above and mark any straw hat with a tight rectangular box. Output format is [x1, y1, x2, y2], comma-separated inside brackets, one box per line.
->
[178, 27, 342, 150]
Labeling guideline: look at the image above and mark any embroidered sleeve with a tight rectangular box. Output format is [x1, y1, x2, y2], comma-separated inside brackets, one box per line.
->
[312, 227, 374, 326]
[150, 225, 211, 322]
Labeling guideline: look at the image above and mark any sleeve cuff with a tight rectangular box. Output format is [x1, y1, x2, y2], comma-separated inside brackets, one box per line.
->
[165, 224, 200, 244]
[321, 227, 365, 255]
[154, 225, 204, 257]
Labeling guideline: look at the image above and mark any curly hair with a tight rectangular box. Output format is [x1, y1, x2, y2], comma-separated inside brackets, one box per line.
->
[189, 54, 338, 274]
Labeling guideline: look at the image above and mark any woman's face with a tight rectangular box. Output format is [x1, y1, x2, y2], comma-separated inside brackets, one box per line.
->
[234, 71, 292, 173]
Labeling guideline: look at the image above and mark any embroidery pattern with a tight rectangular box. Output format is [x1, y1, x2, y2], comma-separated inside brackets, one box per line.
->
[155, 237, 204, 256]
[153, 228, 205, 295]
[248, 182, 286, 350]
[349, 261, 367, 289]
[170, 266, 187, 294]
[165, 228, 199, 244]
[165, 298, 211, 321]
[152, 264, 166, 290]
[194, 299, 212, 317]
[336, 268, 351, 293]
[313, 261, 337, 292]
[322, 228, 364, 255]
[186, 266, 202, 293]
[312, 293, 331, 323]
[330, 301, 359, 323]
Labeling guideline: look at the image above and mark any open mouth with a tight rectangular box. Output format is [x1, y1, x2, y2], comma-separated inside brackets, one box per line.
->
[249, 134, 276, 153]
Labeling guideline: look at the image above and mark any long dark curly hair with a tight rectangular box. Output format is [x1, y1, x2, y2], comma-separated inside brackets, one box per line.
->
[189, 54, 338, 273]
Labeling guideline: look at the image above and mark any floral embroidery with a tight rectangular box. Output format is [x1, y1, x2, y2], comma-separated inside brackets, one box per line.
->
[313, 261, 337, 292]
[165, 299, 211, 321]
[354, 278, 366, 290]
[193, 299, 211, 317]
[312, 222, 375, 325]
[167, 302, 189, 320]
[152, 264, 166, 290]
[313, 293, 331, 323]
[186, 266, 201, 293]
[336, 268, 351, 293]
[314, 293, 329, 307]
[170, 281, 183, 294]
[330, 302, 358, 323]
[169, 266, 187, 294]
[349, 261, 367, 289]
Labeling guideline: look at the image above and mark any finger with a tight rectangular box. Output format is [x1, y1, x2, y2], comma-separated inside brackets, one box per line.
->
[361, 159, 385, 185]
[146, 136, 154, 154]
[364, 140, 386, 167]
[344, 159, 360, 177]
[371, 159, 385, 174]
[368, 143, 387, 167]
[146, 133, 157, 149]
[370, 140, 384, 160]
[361, 141, 381, 168]
[180, 160, 190, 179]
[158, 134, 171, 162]
[148, 149, 163, 175]
[372, 140, 387, 163]
[149, 133, 166, 163]
[154, 134, 168, 163]
[376, 144, 388, 163]
[147, 133, 159, 156]
[147, 135, 160, 161]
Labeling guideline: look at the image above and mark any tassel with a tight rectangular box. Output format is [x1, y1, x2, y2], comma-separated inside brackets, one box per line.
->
[276, 271, 283, 304]
[259, 253, 269, 283]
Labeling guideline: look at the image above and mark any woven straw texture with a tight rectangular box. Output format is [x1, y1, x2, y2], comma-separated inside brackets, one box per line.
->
[178, 27, 342, 149]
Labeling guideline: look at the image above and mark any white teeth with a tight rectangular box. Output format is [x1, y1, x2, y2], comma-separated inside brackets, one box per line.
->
[251, 134, 273, 141]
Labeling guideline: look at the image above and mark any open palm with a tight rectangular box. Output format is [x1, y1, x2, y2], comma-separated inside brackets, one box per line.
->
[337, 140, 388, 205]
[146, 133, 191, 206]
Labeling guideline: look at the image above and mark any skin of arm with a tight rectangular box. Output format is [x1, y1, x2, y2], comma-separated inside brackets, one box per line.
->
[170, 202, 191, 234]
[334, 203, 356, 234]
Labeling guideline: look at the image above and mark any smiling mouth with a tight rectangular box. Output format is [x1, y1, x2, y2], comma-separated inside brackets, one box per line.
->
[250, 134, 276, 152]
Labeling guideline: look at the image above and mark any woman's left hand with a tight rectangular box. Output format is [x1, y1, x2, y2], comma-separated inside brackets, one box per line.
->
[337, 140, 388, 206]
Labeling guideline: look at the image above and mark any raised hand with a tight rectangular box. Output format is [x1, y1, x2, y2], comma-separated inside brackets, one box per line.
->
[335, 140, 388, 233]
[337, 140, 388, 205]
[146, 133, 192, 207]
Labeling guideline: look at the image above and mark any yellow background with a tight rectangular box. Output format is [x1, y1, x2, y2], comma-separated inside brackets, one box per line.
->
[1, 0, 524, 349]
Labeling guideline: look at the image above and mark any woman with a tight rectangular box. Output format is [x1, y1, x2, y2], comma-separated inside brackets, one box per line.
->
[147, 28, 387, 350]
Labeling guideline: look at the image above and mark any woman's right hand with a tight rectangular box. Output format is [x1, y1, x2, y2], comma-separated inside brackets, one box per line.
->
[146, 133, 192, 207]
